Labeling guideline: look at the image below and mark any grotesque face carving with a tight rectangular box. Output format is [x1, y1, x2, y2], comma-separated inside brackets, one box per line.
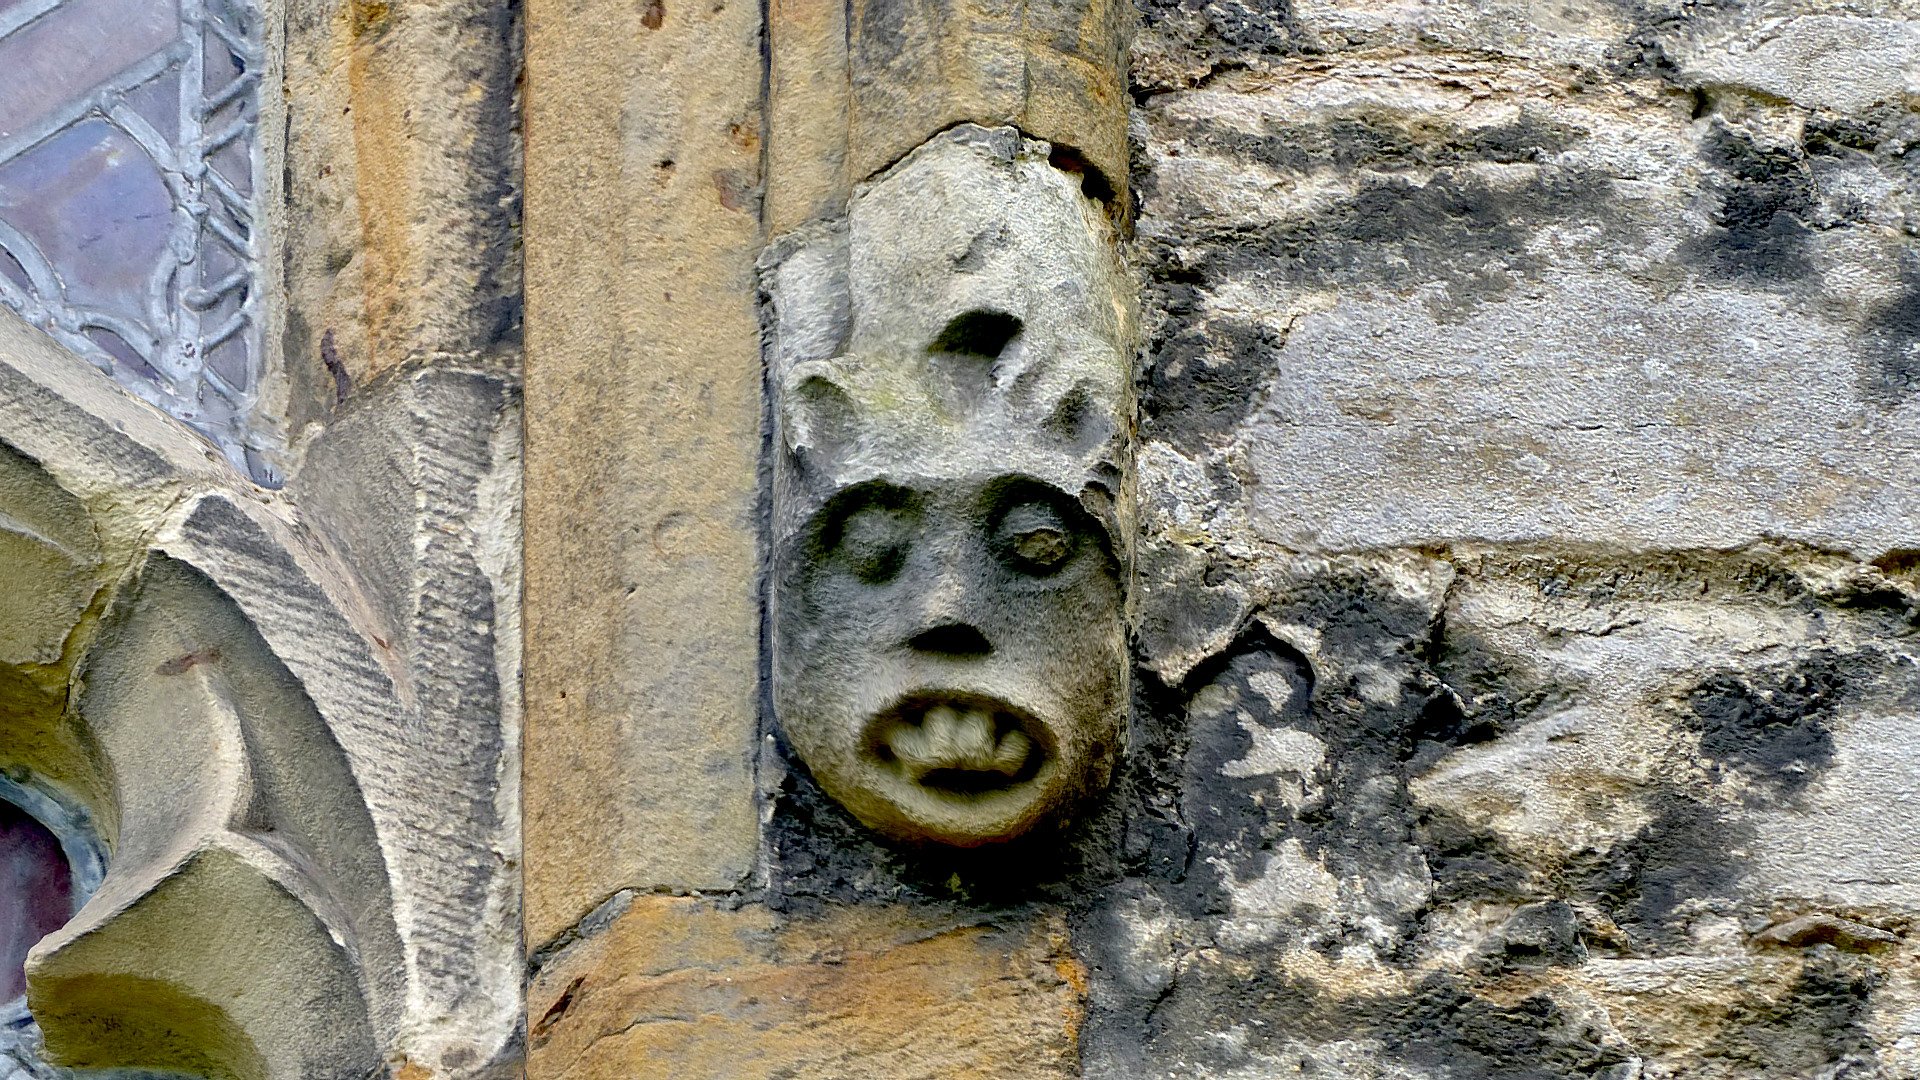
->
[779, 474, 1125, 844]
[763, 125, 1133, 846]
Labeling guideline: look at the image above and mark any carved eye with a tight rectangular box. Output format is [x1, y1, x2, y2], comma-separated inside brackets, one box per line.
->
[835, 505, 914, 584]
[992, 500, 1078, 577]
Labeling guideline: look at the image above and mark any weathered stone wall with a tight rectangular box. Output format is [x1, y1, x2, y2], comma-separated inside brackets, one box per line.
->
[1110, 1, 1920, 1075]
[522, 0, 1920, 1076]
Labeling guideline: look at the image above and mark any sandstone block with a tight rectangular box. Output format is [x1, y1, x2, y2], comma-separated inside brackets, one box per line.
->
[528, 898, 1084, 1079]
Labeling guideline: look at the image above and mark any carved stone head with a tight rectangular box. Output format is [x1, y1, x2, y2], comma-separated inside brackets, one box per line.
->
[763, 126, 1133, 846]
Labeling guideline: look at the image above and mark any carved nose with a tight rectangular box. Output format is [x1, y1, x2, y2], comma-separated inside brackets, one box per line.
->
[905, 622, 993, 658]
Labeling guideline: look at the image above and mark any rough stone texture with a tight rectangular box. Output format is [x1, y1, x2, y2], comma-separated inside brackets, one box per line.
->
[764, 0, 1131, 235]
[514, 0, 1920, 1075]
[1138, 54, 1920, 555]
[1071, 548, 1920, 1079]
[1094, 0, 1920, 1074]
[292, 360, 525, 1076]
[527, 897, 1083, 1079]
[4, 0, 525, 1067]
[763, 126, 1134, 847]
[264, 0, 529, 1059]
[521, 0, 764, 947]
[0, 313, 389, 1078]
[272, 0, 523, 448]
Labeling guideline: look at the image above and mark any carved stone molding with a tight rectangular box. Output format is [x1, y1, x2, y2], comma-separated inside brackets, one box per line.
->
[763, 125, 1135, 847]
[0, 308, 520, 1079]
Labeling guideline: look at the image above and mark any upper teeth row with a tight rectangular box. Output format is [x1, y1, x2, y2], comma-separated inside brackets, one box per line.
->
[881, 705, 1031, 778]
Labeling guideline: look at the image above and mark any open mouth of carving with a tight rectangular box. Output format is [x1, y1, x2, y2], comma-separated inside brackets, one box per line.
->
[866, 695, 1047, 797]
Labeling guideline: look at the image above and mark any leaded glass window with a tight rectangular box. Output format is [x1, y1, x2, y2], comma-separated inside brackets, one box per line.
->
[0, 0, 270, 482]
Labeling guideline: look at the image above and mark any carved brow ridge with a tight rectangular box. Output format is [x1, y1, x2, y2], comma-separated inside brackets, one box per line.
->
[928, 310, 1023, 359]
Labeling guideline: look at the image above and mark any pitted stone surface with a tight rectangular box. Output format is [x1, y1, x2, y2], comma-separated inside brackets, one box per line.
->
[1135, 53, 1920, 557]
[1070, 0, 1920, 1076]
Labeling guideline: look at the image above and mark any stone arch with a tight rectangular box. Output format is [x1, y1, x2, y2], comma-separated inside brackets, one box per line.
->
[0, 302, 509, 1077]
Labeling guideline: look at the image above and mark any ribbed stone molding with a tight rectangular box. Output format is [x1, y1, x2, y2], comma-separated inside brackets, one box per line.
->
[0, 309, 520, 1079]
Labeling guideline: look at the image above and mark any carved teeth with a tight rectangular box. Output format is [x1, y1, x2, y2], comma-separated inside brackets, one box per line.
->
[881, 705, 1033, 781]
[990, 729, 1031, 775]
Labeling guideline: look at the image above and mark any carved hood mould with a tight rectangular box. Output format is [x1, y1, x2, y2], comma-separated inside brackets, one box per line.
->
[764, 125, 1135, 847]
[0, 307, 520, 1078]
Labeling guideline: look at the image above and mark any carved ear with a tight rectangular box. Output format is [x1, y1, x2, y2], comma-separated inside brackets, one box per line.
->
[1077, 474, 1126, 557]
[781, 363, 860, 469]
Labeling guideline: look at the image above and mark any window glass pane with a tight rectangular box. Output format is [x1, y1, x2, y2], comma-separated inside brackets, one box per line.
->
[0, 800, 69, 1005]
[0, 0, 270, 484]
[0, 787, 119, 1079]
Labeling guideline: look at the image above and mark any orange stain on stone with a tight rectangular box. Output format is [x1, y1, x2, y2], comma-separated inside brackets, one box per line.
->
[527, 897, 1084, 1079]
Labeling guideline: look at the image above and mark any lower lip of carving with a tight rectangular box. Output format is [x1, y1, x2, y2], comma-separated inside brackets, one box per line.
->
[864, 695, 1050, 796]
